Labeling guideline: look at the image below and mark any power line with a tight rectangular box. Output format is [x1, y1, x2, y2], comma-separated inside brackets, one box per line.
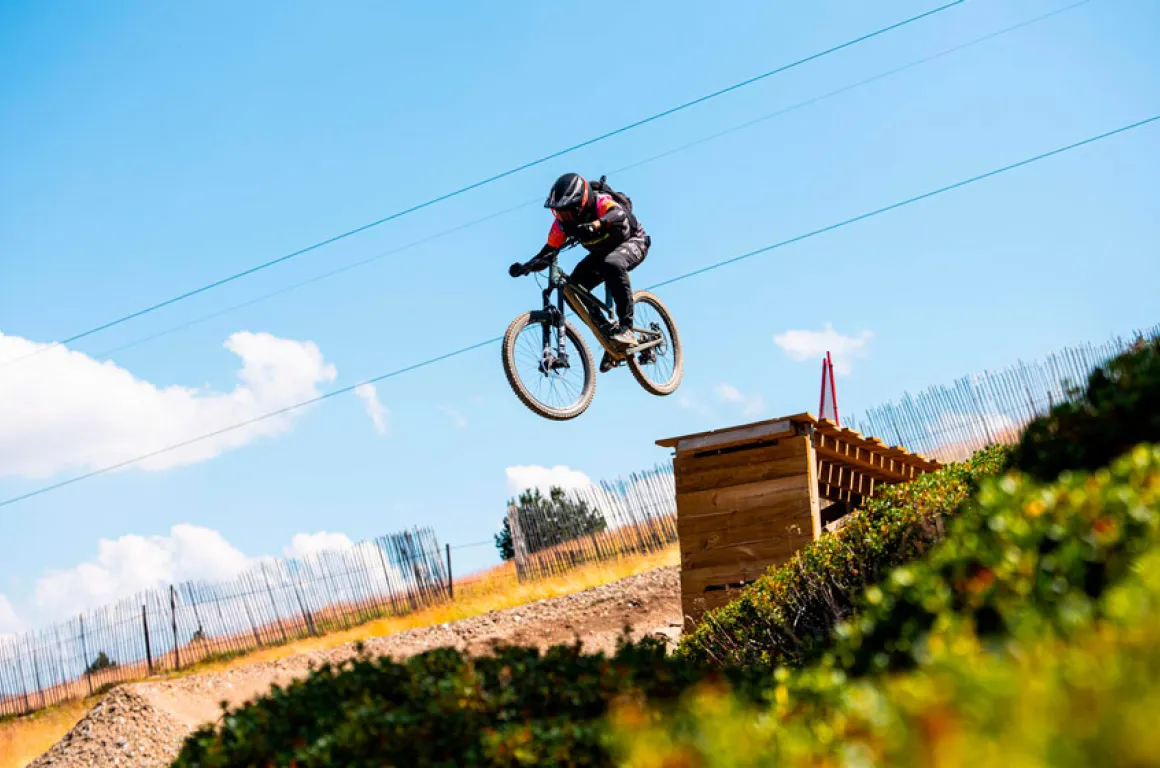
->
[2, 1, 965, 369]
[449, 540, 494, 550]
[649, 116, 1159, 290]
[90, 201, 536, 361]
[2, 112, 1153, 509]
[83, 0, 1085, 364]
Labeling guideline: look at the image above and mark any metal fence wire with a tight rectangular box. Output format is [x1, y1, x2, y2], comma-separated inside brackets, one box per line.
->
[0, 526, 448, 718]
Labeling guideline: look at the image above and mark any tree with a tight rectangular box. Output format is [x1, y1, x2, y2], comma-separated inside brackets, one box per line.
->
[495, 517, 515, 562]
[497, 486, 607, 560]
[86, 651, 116, 674]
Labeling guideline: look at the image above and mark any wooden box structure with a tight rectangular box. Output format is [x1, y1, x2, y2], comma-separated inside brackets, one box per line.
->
[657, 413, 941, 627]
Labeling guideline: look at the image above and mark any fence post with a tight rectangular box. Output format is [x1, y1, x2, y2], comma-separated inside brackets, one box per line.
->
[16, 643, 31, 713]
[30, 641, 45, 709]
[445, 543, 454, 600]
[79, 616, 93, 696]
[375, 538, 402, 615]
[170, 584, 180, 671]
[261, 563, 289, 643]
[142, 604, 154, 676]
[289, 565, 317, 637]
[187, 584, 209, 658]
[241, 592, 263, 649]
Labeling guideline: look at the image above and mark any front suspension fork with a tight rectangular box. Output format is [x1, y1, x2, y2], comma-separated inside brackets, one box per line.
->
[556, 286, 569, 360]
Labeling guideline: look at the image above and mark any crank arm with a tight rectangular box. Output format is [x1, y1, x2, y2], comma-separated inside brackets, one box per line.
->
[625, 337, 663, 355]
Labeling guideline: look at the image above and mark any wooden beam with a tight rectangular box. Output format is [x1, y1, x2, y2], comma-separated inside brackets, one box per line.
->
[819, 483, 863, 507]
[815, 433, 910, 483]
[818, 461, 874, 496]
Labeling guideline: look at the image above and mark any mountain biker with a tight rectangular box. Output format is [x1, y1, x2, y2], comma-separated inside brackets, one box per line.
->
[509, 172, 651, 372]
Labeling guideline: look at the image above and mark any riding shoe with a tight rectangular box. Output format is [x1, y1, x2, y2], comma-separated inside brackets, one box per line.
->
[608, 324, 636, 350]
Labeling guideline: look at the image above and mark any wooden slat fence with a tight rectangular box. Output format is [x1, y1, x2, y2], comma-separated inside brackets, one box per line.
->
[850, 325, 1160, 463]
[0, 526, 448, 718]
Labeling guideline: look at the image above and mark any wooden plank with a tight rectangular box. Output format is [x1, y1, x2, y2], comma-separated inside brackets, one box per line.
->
[676, 454, 807, 495]
[675, 437, 806, 474]
[818, 463, 873, 495]
[681, 537, 806, 571]
[676, 473, 811, 519]
[815, 439, 908, 483]
[674, 419, 793, 455]
[679, 507, 814, 554]
[657, 413, 815, 450]
[681, 560, 784, 591]
[677, 508, 815, 563]
[805, 433, 822, 540]
[674, 439, 807, 493]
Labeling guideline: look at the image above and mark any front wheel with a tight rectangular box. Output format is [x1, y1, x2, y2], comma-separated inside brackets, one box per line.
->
[627, 290, 683, 396]
[502, 313, 596, 420]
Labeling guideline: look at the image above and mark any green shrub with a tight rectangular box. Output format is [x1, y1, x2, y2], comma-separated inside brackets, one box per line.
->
[614, 587, 1160, 768]
[171, 443, 1160, 768]
[612, 446, 1160, 767]
[830, 442, 1160, 676]
[676, 445, 1010, 668]
[1011, 335, 1160, 480]
[172, 636, 772, 768]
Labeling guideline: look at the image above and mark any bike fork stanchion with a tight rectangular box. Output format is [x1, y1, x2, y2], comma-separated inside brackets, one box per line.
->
[557, 288, 567, 362]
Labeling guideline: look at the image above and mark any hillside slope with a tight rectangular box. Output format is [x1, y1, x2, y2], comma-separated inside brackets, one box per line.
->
[28, 567, 680, 768]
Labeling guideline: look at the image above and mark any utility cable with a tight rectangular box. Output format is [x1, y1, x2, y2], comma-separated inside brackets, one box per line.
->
[85, 0, 1086, 364]
[1, 1, 965, 369]
[449, 541, 495, 550]
[2, 111, 1152, 509]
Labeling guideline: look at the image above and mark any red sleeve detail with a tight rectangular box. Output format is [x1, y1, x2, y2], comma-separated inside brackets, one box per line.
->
[547, 219, 567, 248]
[595, 194, 619, 217]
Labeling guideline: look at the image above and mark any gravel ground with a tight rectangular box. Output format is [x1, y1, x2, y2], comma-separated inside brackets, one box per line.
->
[28, 687, 188, 768]
[30, 566, 681, 768]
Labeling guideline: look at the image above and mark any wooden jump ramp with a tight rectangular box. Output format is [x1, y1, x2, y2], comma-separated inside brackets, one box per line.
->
[657, 413, 941, 628]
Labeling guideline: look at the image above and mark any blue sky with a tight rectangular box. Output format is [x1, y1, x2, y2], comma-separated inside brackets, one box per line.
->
[1, 0, 1157, 631]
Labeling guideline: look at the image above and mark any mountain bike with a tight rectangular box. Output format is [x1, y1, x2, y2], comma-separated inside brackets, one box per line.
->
[502, 241, 683, 420]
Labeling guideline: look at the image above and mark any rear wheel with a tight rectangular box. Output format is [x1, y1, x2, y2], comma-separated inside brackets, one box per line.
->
[626, 290, 683, 396]
[502, 313, 596, 420]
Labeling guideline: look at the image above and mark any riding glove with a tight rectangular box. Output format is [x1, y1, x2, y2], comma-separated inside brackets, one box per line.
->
[509, 262, 524, 278]
[575, 221, 600, 239]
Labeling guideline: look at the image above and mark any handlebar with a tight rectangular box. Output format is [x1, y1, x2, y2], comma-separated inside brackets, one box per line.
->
[513, 238, 579, 277]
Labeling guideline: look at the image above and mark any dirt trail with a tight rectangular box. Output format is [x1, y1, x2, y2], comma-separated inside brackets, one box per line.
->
[29, 566, 681, 767]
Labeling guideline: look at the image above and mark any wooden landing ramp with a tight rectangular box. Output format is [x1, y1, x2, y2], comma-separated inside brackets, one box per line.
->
[657, 413, 941, 628]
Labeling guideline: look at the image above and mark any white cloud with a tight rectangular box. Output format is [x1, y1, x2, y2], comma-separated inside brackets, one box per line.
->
[715, 383, 766, 418]
[0, 331, 337, 479]
[505, 464, 592, 493]
[0, 593, 22, 635]
[676, 391, 716, 418]
[284, 531, 355, 559]
[354, 383, 389, 435]
[31, 524, 250, 621]
[439, 406, 467, 429]
[773, 322, 872, 375]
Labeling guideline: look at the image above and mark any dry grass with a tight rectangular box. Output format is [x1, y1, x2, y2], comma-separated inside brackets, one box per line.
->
[0, 697, 93, 768]
[0, 547, 678, 768]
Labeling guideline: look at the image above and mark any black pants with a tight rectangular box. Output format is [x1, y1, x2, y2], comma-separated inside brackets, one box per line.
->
[571, 234, 650, 327]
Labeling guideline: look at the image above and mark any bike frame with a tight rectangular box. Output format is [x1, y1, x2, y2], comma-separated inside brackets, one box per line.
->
[527, 248, 663, 372]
